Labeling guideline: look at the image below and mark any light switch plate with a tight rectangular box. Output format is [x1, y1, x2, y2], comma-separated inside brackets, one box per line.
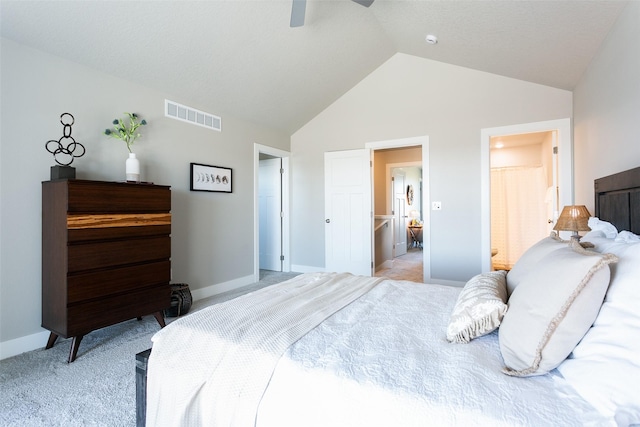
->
[432, 201, 442, 210]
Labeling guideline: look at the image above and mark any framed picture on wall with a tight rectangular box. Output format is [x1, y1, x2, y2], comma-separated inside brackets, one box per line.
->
[190, 162, 232, 193]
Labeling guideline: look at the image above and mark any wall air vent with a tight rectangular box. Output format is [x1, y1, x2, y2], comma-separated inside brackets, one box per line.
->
[165, 99, 221, 132]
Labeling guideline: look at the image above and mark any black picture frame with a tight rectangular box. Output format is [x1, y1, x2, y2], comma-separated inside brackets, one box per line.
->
[190, 162, 232, 193]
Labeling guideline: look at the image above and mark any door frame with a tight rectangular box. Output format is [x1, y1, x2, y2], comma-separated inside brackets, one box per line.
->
[480, 118, 572, 272]
[366, 135, 430, 282]
[254, 143, 291, 282]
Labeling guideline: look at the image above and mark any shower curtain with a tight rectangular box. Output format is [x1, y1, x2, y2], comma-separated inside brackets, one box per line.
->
[491, 166, 548, 270]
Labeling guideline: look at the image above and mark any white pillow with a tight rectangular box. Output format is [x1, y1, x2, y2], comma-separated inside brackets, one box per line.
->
[616, 230, 640, 243]
[557, 241, 640, 425]
[499, 242, 618, 376]
[446, 270, 508, 343]
[506, 233, 566, 296]
[588, 217, 618, 238]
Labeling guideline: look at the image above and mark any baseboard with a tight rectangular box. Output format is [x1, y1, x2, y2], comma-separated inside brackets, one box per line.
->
[290, 264, 326, 274]
[190, 274, 256, 302]
[0, 275, 257, 361]
[375, 260, 394, 271]
[0, 330, 50, 360]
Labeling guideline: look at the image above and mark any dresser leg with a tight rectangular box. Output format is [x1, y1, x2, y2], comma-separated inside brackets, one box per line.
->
[68, 335, 84, 363]
[153, 311, 166, 328]
[45, 332, 59, 349]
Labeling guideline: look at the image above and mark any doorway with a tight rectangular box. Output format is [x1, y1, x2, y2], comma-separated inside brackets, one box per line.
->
[374, 163, 423, 282]
[259, 156, 283, 272]
[253, 144, 291, 282]
[480, 118, 573, 272]
[366, 136, 430, 282]
[489, 131, 557, 270]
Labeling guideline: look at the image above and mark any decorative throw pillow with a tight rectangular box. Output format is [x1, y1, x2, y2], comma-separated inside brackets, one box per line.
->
[506, 233, 566, 296]
[499, 241, 617, 377]
[446, 270, 508, 343]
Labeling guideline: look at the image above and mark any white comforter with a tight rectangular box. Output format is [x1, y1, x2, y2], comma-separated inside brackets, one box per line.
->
[147, 272, 382, 426]
[260, 279, 611, 426]
[148, 273, 611, 427]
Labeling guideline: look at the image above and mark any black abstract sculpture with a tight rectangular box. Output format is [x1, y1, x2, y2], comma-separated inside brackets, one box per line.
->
[45, 113, 85, 179]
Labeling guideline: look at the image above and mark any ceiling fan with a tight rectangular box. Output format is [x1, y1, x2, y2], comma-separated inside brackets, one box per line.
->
[290, 0, 374, 28]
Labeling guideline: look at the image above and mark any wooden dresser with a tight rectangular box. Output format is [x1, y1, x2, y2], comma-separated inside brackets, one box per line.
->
[42, 180, 171, 362]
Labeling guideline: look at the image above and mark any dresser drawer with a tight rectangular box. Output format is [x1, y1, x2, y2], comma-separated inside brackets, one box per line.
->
[66, 181, 170, 213]
[68, 224, 171, 243]
[68, 236, 170, 273]
[66, 285, 170, 336]
[68, 260, 171, 304]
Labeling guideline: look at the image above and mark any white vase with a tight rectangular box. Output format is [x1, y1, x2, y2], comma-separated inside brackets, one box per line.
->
[125, 153, 140, 183]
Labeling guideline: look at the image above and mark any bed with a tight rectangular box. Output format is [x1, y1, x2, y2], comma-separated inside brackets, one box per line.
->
[138, 167, 640, 427]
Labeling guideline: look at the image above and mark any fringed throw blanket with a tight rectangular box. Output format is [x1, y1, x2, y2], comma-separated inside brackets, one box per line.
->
[146, 272, 383, 427]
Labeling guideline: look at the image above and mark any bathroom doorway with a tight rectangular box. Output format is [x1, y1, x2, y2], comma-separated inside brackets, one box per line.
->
[481, 118, 572, 272]
[489, 131, 557, 270]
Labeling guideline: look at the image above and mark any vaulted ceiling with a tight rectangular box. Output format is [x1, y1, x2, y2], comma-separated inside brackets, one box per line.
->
[0, 0, 628, 134]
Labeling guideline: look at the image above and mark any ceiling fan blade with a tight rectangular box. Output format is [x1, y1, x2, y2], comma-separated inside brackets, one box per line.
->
[290, 0, 306, 27]
[352, 0, 374, 7]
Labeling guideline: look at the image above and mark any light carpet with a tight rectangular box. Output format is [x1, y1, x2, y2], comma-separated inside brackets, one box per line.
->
[0, 271, 299, 427]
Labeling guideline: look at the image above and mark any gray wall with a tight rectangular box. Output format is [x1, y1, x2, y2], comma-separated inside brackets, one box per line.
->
[573, 1, 640, 209]
[290, 53, 572, 281]
[0, 38, 289, 351]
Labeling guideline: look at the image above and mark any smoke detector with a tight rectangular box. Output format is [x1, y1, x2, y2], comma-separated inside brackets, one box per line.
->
[425, 34, 438, 45]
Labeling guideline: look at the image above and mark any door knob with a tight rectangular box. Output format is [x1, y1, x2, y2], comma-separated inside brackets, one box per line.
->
[326, 219, 330, 223]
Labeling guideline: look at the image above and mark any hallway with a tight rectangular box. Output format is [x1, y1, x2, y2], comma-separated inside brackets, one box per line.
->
[375, 248, 423, 283]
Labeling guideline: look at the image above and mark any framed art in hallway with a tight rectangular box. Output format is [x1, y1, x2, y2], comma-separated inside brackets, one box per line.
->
[190, 162, 232, 193]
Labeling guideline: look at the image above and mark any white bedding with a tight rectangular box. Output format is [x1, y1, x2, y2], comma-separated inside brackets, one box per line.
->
[147, 273, 612, 427]
[259, 279, 610, 426]
[147, 272, 382, 426]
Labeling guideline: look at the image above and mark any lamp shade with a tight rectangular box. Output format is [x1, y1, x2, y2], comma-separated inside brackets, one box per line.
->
[553, 205, 591, 233]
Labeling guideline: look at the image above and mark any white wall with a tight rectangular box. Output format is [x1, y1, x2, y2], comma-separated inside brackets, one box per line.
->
[0, 38, 289, 355]
[290, 53, 572, 282]
[573, 1, 640, 210]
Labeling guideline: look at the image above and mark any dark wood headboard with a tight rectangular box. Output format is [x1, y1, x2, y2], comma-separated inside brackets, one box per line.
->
[594, 166, 640, 234]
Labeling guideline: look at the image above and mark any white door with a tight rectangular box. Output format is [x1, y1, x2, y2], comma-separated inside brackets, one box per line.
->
[392, 169, 407, 257]
[259, 158, 282, 271]
[325, 149, 372, 276]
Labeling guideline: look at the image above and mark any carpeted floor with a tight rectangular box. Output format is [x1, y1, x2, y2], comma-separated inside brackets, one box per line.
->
[375, 248, 424, 283]
[0, 270, 299, 427]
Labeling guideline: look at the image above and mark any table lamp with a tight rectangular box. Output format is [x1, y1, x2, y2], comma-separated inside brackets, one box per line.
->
[553, 205, 591, 241]
[409, 210, 420, 226]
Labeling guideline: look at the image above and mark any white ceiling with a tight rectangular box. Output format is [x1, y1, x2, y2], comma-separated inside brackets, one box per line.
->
[0, 0, 628, 134]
